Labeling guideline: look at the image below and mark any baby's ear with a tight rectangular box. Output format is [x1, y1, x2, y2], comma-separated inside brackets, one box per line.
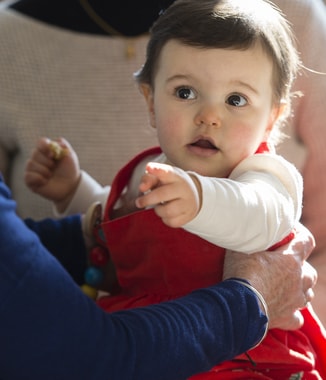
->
[275, 100, 288, 121]
[139, 84, 156, 128]
[273, 99, 289, 126]
[265, 101, 288, 139]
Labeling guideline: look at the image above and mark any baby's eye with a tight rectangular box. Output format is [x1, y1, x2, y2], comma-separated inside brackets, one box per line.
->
[176, 87, 196, 100]
[227, 94, 247, 107]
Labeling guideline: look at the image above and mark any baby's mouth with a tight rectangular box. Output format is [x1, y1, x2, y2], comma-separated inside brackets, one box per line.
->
[190, 138, 218, 151]
[188, 138, 219, 157]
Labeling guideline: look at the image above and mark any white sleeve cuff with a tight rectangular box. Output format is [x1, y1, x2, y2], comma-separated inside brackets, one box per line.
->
[53, 170, 110, 217]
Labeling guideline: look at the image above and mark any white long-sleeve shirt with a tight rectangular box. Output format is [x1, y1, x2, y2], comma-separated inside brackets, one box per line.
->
[184, 153, 302, 253]
[62, 151, 302, 255]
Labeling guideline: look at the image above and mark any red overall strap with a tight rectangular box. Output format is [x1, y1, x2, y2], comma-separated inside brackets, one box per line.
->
[103, 146, 162, 222]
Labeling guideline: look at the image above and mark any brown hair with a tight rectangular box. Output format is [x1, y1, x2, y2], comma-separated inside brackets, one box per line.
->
[135, 0, 301, 142]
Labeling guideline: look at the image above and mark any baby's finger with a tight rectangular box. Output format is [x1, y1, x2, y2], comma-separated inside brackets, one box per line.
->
[27, 149, 56, 171]
[25, 158, 52, 181]
[138, 172, 160, 193]
[136, 182, 175, 209]
[145, 162, 177, 185]
[35, 137, 55, 156]
[24, 170, 50, 191]
[154, 202, 187, 228]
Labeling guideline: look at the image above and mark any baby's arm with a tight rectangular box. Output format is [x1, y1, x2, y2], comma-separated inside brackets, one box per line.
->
[25, 137, 81, 213]
[184, 154, 303, 253]
[136, 155, 302, 253]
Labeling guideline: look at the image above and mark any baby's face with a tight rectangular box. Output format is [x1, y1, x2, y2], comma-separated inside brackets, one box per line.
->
[141, 39, 280, 177]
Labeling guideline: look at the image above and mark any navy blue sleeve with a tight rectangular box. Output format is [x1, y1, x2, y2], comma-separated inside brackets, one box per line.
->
[0, 177, 267, 380]
[24, 216, 87, 285]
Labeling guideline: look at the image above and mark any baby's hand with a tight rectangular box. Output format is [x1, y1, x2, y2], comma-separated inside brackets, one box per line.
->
[24, 137, 81, 211]
[136, 162, 202, 228]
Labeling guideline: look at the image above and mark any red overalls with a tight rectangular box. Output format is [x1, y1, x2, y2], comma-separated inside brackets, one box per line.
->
[97, 146, 326, 379]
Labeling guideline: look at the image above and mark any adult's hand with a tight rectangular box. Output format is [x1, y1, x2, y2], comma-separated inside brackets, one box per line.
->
[223, 223, 317, 330]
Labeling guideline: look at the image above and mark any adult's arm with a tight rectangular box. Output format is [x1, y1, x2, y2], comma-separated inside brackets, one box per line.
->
[24, 214, 88, 285]
[0, 176, 266, 380]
